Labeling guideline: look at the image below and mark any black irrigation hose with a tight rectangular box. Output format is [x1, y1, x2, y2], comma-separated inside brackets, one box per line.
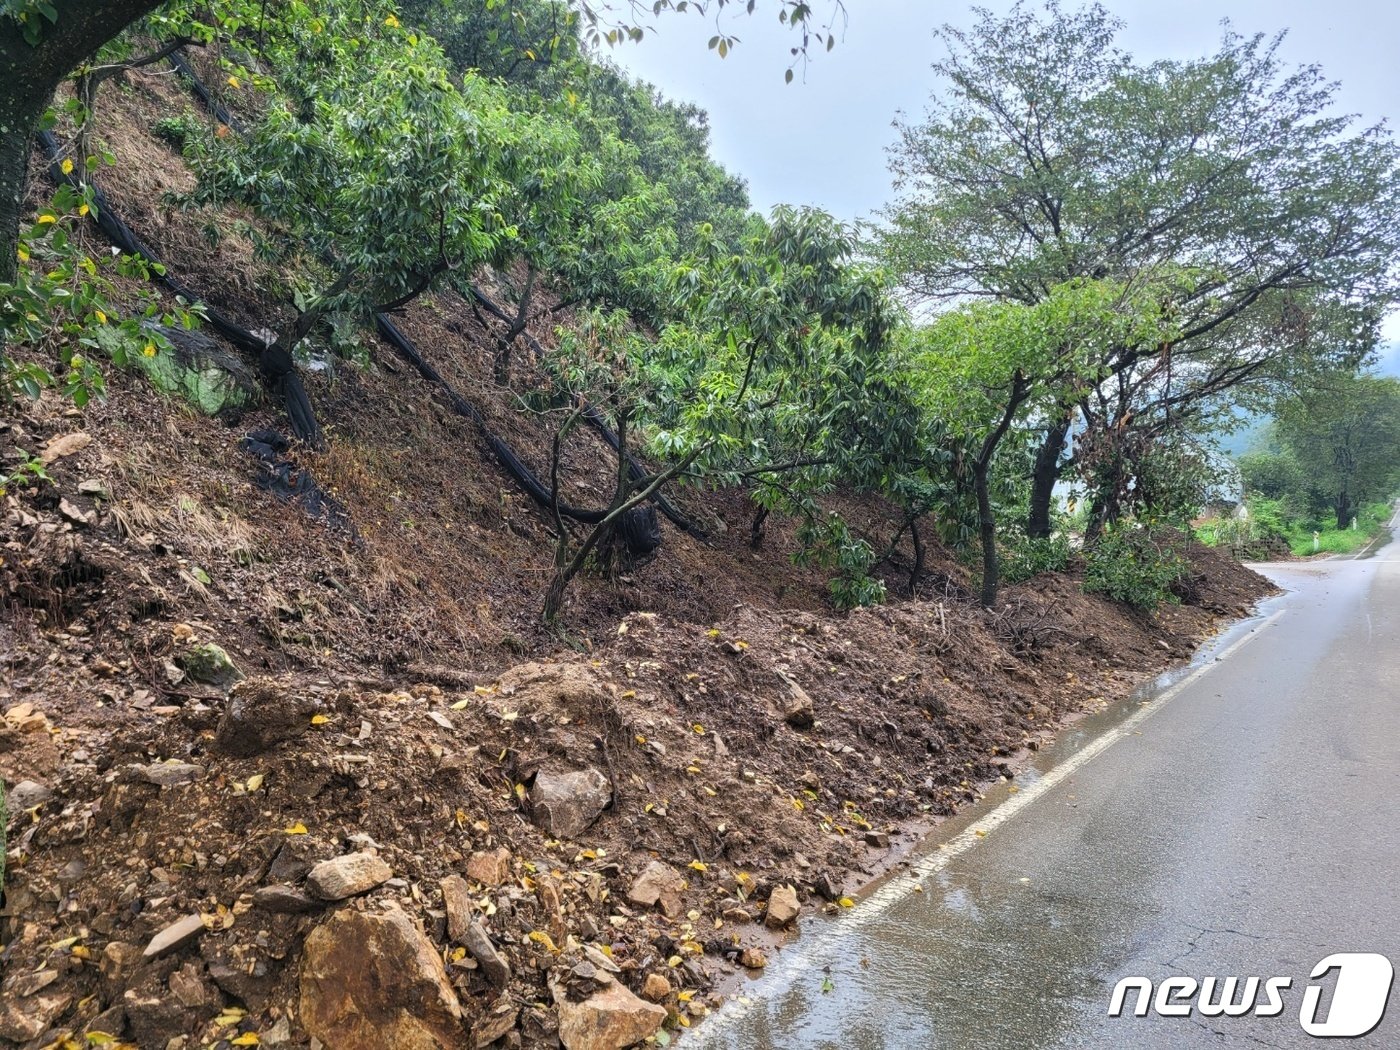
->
[35, 129, 321, 447]
[374, 314, 612, 525]
[466, 282, 707, 540]
[167, 50, 244, 135]
[166, 48, 706, 539]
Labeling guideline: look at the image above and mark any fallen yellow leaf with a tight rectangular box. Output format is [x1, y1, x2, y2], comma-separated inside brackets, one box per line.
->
[283, 822, 308, 835]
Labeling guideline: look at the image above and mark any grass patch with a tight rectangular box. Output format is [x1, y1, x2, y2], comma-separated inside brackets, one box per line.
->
[1285, 501, 1394, 556]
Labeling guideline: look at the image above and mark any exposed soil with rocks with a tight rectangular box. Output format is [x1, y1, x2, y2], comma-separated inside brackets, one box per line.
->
[2, 60, 1275, 1050]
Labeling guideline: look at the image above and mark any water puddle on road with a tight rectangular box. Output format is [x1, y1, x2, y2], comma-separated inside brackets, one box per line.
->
[685, 599, 1289, 1050]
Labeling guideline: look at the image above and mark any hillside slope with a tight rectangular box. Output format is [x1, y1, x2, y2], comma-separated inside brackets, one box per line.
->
[1, 62, 1272, 1050]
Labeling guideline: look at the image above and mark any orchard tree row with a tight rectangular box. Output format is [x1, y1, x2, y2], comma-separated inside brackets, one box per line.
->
[3, 0, 1398, 616]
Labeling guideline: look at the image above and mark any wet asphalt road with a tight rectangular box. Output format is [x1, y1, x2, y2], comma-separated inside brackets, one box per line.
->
[691, 529, 1400, 1049]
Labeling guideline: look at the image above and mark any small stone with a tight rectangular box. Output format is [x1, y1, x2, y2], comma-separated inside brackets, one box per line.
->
[463, 919, 511, 988]
[177, 642, 244, 689]
[863, 830, 890, 849]
[529, 766, 611, 839]
[143, 914, 206, 958]
[59, 497, 94, 526]
[168, 962, 214, 1009]
[778, 671, 815, 729]
[765, 885, 800, 930]
[627, 860, 686, 919]
[721, 907, 753, 924]
[100, 941, 144, 991]
[440, 874, 474, 944]
[3, 969, 58, 998]
[473, 996, 519, 1048]
[40, 431, 92, 465]
[137, 761, 204, 787]
[553, 979, 666, 1050]
[641, 973, 671, 1002]
[739, 948, 767, 969]
[0, 991, 71, 1042]
[465, 846, 512, 886]
[252, 884, 322, 914]
[78, 478, 110, 499]
[306, 852, 392, 900]
[6, 779, 53, 811]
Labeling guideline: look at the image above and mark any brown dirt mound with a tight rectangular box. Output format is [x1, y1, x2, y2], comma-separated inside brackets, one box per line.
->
[1, 61, 1277, 1050]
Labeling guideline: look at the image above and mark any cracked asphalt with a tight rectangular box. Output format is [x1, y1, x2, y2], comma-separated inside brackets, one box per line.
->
[698, 535, 1400, 1049]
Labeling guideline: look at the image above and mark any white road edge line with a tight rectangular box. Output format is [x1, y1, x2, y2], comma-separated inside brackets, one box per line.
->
[689, 607, 1289, 1045]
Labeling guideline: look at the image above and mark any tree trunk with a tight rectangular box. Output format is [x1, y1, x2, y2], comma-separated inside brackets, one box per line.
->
[1027, 410, 1074, 539]
[1, 0, 165, 283]
[1335, 493, 1353, 531]
[975, 462, 999, 609]
[0, 103, 40, 284]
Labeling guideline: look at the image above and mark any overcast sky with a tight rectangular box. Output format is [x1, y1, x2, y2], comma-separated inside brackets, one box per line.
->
[610, 0, 1400, 352]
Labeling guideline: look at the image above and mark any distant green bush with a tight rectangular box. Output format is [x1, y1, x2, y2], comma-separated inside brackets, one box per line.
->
[1083, 525, 1186, 609]
[1001, 530, 1073, 584]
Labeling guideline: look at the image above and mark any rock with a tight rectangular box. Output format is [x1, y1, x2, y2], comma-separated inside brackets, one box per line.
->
[168, 962, 214, 1010]
[5, 778, 53, 811]
[306, 851, 392, 900]
[440, 874, 474, 944]
[3, 968, 58, 998]
[40, 431, 92, 465]
[253, 884, 322, 914]
[123, 987, 189, 1048]
[739, 948, 767, 969]
[58, 496, 94, 526]
[538, 877, 566, 943]
[132, 324, 259, 415]
[463, 919, 511, 988]
[143, 913, 207, 958]
[777, 671, 815, 729]
[465, 846, 512, 886]
[863, 830, 890, 849]
[765, 885, 800, 930]
[177, 642, 244, 689]
[100, 941, 144, 992]
[300, 906, 463, 1050]
[78, 477, 110, 499]
[529, 767, 611, 839]
[137, 761, 204, 787]
[626, 861, 684, 919]
[553, 979, 666, 1050]
[0, 991, 71, 1042]
[721, 907, 753, 924]
[472, 996, 519, 1048]
[83, 1004, 127, 1041]
[216, 677, 319, 756]
[640, 973, 671, 1002]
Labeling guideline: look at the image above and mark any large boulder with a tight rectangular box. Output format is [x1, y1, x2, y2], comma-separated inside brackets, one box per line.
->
[300, 906, 463, 1050]
[133, 324, 258, 416]
[553, 980, 666, 1050]
[215, 678, 319, 757]
[529, 767, 611, 839]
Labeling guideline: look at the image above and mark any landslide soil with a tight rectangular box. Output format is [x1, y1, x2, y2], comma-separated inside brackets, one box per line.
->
[1, 61, 1274, 1050]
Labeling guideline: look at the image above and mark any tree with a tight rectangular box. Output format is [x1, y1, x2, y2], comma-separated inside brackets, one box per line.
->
[2, 0, 842, 287]
[1275, 372, 1400, 529]
[189, 9, 517, 368]
[878, 1, 1400, 538]
[908, 278, 1176, 608]
[1, 0, 165, 283]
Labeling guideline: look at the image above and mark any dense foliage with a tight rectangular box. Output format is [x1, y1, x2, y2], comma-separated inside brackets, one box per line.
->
[4, 0, 1399, 617]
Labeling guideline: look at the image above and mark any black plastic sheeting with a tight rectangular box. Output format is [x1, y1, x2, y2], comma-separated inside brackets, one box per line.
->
[240, 428, 354, 533]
